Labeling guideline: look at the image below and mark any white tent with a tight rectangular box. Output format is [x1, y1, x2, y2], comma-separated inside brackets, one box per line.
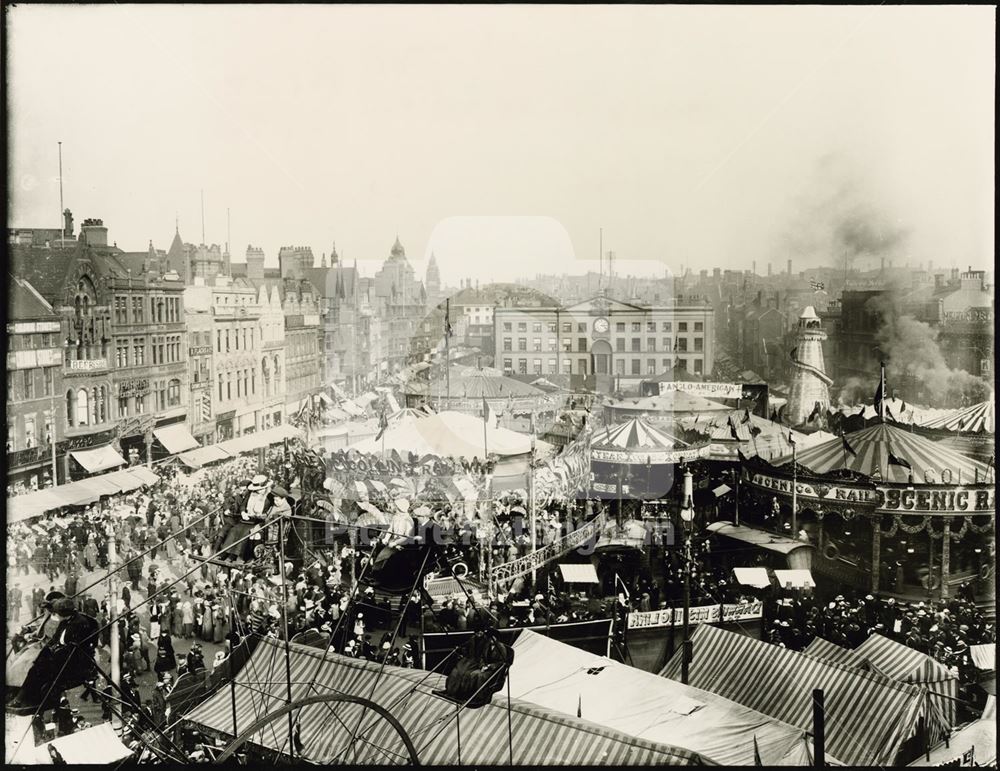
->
[349, 410, 551, 459]
[31, 723, 134, 764]
[508, 630, 816, 766]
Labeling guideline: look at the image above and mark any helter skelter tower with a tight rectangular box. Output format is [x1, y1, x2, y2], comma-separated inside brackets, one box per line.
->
[784, 306, 832, 427]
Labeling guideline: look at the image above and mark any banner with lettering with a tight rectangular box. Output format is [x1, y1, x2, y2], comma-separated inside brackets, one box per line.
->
[626, 599, 763, 630]
[491, 510, 607, 585]
[658, 381, 743, 399]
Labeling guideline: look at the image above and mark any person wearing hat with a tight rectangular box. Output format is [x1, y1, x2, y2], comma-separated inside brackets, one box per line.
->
[9, 597, 99, 714]
[154, 629, 177, 681]
[150, 680, 168, 727]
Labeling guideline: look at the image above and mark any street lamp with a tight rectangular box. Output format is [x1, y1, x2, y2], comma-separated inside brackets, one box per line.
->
[679, 466, 695, 685]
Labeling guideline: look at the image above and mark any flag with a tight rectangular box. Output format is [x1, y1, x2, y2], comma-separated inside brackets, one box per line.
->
[885, 405, 896, 422]
[614, 573, 630, 600]
[728, 415, 741, 440]
[887, 451, 911, 470]
[856, 405, 866, 418]
[810, 279, 825, 291]
[753, 735, 763, 767]
[787, 431, 796, 447]
[737, 448, 749, 464]
[742, 409, 752, 425]
[873, 363, 886, 416]
[577, 695, 582, 719]
[842, 434, 857, 457]
[375, 409, 389, 441]
[789, 347, 798, 362]
[761, 337, 768, 356]
[749, 424, 761, 438]
[770, 408, 780, 423]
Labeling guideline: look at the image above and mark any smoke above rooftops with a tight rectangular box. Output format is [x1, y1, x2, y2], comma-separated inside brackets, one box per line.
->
[780, 153, 910, 273]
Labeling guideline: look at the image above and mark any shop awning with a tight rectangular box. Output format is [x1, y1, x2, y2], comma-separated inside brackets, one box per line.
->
[69, 445, 127, 473]
[5, 466, 161, 524]
[31, 722, 133, 765]
[772, 569, 815, 589]
[153, 424, 200, 454]
[706, 522, 812, 556]
[733, 567, 771, 588]
[178, 445, 232, 469]
[559, 563, 600, 584]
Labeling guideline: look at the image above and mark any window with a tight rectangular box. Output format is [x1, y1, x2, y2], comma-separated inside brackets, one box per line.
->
[76, 388, 89, 425]
[694, 337, 703, 352]
[647, 337, 656, 351]
[547, 339, 557, 352]
[23, 370, 34, 399]
[694, 322, 703, 332]
[631, 322, 641, 332]
[647, 322, 656, 332]
[662, 322, 672, 332]
[631, 359, 641, 375]
[134, 339, 145, 365]
[249, 328, 254, 348]
[503, 322, 512, 332]
[226, 330, 231, 352]
[616, 322, 625, 332]
[235, 371, 241, 398]
[217, 330, 222, 352]
[7, 371, 15, 402]
[676, 358, 686, 370]
[517, 322, 527, 332]
[578, 358, 587, 374]
[678, 322, 688, 332]
[615, 359, 625, 375]
[631, 338, 640, 352]
[563, 359, 571, 373]
[43, 368, 52, 396]
[677, 338, 688, 352]
[533, 359, 542, 375]
[561, 339, 572, 352]
[116, 346, 124, 368]
[226, 373, 232, 401]
[218, 374, 224, 402]
[533, 339, 541, 352]
[548, 359, 557, 374]
[115, 296, 128, 324]
[663, 337, 671, 350]
[547, 322, 556, 333]
[503, 338, 512, 352]
[251, 368, 256, 394]
[694, 359, 703, 374]
[575, 323, 584, 333]
[132, 297, 144, 323]
[158, 340, 165, 363]
[518, 360, 527, 375]
[663, 358, 672, 371]
[135, 394, 145, 414]
[577, 338, 587, 353]
[616, 338, 625, 352]
[562, 322, 572, 333]
[648, 359, 656, 374]
[518, 338, 527, 352]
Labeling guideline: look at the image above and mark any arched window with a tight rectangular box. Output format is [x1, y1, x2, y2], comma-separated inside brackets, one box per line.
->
[66, 390, 76, 427]
[168, 379, 181, 407]
[76, 388, 90, 426]
[99, 386, 107, 423]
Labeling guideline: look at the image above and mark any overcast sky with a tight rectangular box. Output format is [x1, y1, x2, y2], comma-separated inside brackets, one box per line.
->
[7, 5, 994, 284]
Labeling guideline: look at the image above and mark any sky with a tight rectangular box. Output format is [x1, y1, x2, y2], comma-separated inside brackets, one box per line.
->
[7, 5, 995, 284]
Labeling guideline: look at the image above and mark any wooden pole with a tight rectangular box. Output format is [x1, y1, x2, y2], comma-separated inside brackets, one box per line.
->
[812, 688, 825, 767]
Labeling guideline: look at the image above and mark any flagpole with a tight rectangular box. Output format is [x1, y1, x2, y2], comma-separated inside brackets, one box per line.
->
[791, 440, 797, 536]
[529, 412, 537, 589]
[444, 298, 451, 412]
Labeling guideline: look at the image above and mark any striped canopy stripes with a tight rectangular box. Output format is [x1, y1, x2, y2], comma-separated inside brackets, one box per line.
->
[658, 625, 949, 767]
[922, 400, 995, 434]
[804, 634, 959, 727]
[183, 637, 707, 765]
[594, 417, 691, 452]
[769, 422, 990, 484]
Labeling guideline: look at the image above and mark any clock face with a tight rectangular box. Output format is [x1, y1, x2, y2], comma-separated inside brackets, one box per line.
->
[594, 318, 609, 334]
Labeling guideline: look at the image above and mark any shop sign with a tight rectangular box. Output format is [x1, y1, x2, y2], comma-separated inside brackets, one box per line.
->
[56, 429, 115, 454]
[216, 410, 236, 423]
[6, 321, 61, 334]
[880, 486, 994, 514]
[69, 358, 109, 371]
[189, 345, 212, 356]
[658, 381, 743, 399]
[626, 599, 763, 629]
[746, 471, 880, 505]
[118, 378, 150, 397]
[592, 446, 710, 464]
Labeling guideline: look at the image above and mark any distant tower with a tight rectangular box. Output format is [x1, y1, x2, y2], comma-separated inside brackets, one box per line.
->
[784, 306, 832, 427]
[425, 252, 441, 304]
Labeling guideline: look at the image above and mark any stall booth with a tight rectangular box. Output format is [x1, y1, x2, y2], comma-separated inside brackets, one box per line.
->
[740, 422, 995, 603]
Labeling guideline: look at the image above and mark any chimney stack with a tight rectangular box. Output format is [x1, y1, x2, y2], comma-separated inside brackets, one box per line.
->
[767, 262, 772, 277]
[881, 257, 886, 274]
[62, 209, 74, 238]
[80, 218, 108, 247]
[787, 259, 792, 276]
[752, 260, 757, 276]
[246, 245, 265, 281]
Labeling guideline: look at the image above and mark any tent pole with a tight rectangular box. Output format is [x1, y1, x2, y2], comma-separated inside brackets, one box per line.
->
[812, 688, 825, 767]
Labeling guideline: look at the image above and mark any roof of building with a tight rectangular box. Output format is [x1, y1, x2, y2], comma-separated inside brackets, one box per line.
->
[7, 276, 57, 320]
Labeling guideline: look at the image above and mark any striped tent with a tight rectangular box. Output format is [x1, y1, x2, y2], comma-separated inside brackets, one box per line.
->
[183, 637, 707, 765]
[659, 625, 949, 767]
[922, 400, 995, 434]
[676, 411, 809, 461]
[970, 643, 996, 671]
[592, 418, 709, 465]
[770, 422, 990, 484]
[388, 408, 427, 424]
[804, 634, 959, 726]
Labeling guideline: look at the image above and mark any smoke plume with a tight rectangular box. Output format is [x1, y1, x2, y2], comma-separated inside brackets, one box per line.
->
[865, 290, 991, 407]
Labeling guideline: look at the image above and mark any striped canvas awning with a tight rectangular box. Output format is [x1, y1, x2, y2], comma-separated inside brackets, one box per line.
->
[659, 625, 949, 767]
[770, 422, 989, 484]
[69, 444, 127, 473]
[922, 399, 995, 434]
[153, 424, 200, 454]
[183, 637, 705, 765]
[592, 418, 709, 464]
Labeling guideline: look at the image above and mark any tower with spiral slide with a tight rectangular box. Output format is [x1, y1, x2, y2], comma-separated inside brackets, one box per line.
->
[784, 306, 832, 427]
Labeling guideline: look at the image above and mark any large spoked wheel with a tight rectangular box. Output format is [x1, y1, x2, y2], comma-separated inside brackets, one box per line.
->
[214, 694, 420, 766]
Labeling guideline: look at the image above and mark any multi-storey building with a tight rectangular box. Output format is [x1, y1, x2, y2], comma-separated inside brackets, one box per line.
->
[493, 294, 715, 392]
[372, 238, 427, 376]
[6, 277, 64, 491]
[184, 292, 216, 443]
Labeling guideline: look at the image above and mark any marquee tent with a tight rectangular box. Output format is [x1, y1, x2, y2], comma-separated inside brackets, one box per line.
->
[30, 722, 133, 765]
[349, 411, 551, 460]
[659, 624, 949, 767]
[508, 630, 815, 766]
[182, 636, 706, 765]
[591, 417, 709, 465]
[769, 422, 990, 484]
[922, 399, 995, 434]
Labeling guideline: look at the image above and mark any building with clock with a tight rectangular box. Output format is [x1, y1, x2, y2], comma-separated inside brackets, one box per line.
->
[494, 294, 715, 393]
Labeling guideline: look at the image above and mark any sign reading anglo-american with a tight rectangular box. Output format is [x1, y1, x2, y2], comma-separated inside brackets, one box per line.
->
[746, 470, 995, 514]
[658, 381, 743, 399]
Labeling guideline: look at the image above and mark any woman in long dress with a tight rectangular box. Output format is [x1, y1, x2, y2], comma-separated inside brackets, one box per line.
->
[5, 591, 64, 690]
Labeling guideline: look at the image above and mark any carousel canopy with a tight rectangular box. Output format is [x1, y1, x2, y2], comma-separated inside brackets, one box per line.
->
[592, 417, 708, 464]
[406, 365, 546, 400]
[922, 399, 995, 434]
[349, 410, 551, 459]
[388, 407, 427, 424]
[608, 392, 730, 415]
[771, 422, 991, 484]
